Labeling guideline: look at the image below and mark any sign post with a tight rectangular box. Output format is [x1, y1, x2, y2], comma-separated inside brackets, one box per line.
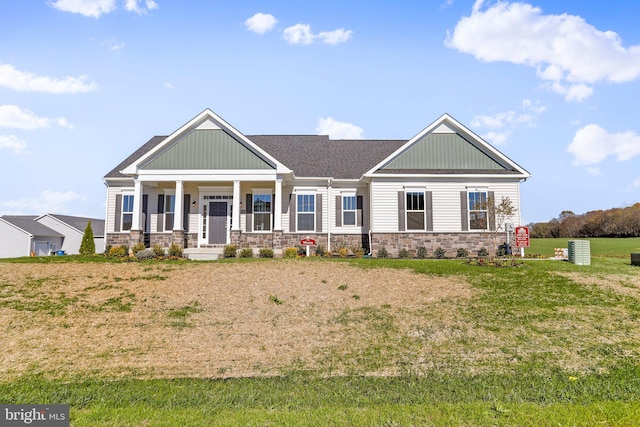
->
[300, 238, 316, 257]
[514, 226, 530, 257]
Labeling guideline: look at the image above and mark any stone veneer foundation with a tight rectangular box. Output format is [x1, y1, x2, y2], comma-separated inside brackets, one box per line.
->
[107, 231, 507, 258]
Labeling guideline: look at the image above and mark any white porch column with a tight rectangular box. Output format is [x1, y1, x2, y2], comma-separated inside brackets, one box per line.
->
[274, 177, 282, 231]
[174, 180, 184, 231]
[232, 180, 241, 231]
[132, 179, 143, 231]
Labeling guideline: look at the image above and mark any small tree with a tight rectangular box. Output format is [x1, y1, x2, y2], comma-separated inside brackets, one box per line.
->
[79, 220, 96, 256]
[473, 196, 516, 260]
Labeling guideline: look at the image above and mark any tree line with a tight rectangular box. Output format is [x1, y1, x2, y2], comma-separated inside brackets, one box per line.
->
[530, 203, 640, 238]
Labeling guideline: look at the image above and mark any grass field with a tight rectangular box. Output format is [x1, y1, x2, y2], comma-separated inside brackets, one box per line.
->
[1, 239, 639, 426]
[528, 237, 640, 258]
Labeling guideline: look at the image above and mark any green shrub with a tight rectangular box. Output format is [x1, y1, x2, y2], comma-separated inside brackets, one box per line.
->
[314, 244, 325, 257]
[296, 245, 306, 256]
[239, 248, 253, 258]
[398, 248, 410, 259]
[337, 246, 349, 258]
[259, 247, 274, 258]
[132, 242, 146, 254]
[434, 247, 446, 259]
[377, 247, 388, 258]
[351, 245, 365, 258]
[109, 246, 127, 258]
[104, 245, 112, 255]
[135, 248, 156, 260]
[478, 247, 489, 257]
[416, 246, 428, 259]
[79, 220, 95, 256]
[283, 247, 298, 258]
[153, 244, 166, 258]
[223, 245, 237, 258]
[456, 247, 469, 258]
[168, 243, 183, 258]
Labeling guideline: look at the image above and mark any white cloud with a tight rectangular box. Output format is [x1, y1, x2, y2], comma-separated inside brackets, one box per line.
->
[316, 117, 364, 139]
[446, 1, 640, 101]
[568, 124, 640, 165]
[633, 178, 640, 188]
[0, 190, 84, 214]
[0, 135, 28, 154]
[0, 105, 73, 130]
[102, 39, 125, 52]
[245, 13, 277, 34]
[0, 63, 98, 94]
[317, 29, 353, 45]
[283, 24, 352, 45]
[471, 99, 544, 145]
[163, 82, 174, 89]
[49, 0, 157, 18]
[283, 24, 315, 45]
[587, 167, 601, 176]
[48, 0, 117, 18]
[124, 0, 158, 15]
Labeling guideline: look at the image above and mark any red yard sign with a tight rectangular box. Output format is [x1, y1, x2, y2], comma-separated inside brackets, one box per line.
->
[300, 238, 316, 246]
[514, 226, 530, 248]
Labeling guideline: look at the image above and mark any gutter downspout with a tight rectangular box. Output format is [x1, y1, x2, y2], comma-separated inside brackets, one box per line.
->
[368, 178, 373, 256]
[327, 178, 333, 253]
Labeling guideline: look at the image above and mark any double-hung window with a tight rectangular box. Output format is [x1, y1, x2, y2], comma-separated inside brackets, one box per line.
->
[122, 194, 134, 231]
[342, 195, 356, 226]
[164, 194, 175, 231]
[297, 194, 315, 231]
[253, 193, 272, 231]
[406, 191, 425, 230]
[468, 191, 488, 230]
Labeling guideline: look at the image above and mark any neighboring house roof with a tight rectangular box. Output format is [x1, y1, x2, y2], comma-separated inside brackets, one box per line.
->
[43, 214, 105, 237]
[0, 216, 64, 237]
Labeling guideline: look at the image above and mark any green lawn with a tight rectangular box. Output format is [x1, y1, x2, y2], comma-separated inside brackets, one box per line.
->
[1, 244, 640, 426]
[528, 237, 640, 258]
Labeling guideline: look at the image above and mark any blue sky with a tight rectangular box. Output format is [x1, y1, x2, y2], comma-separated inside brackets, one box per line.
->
[1, 0, 640, 224]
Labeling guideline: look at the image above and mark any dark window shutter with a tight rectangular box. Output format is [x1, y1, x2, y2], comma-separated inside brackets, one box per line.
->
[398, 191, 405, 231]
[488, 191, 496, 231]
[315, 194, 323, 232]
[335, 196, 342, 227]
[157, 194, 165, 232]
[183, 194, 190, 232]
[289, 194, 296, 232]
[357, 195, 363, 227]
[246, 193, 253, 232]
[460, 191, 468, 231]
[142, 194, 148, 233]
[426, 192, 433, 232]
[115, 194, 122, 232]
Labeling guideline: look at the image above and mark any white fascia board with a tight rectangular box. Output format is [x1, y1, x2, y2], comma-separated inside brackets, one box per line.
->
[121, 109, 292, 175]
[137, 170, 278, 182]
[363, 113, 532, 179]
[365, 172, 530, 180]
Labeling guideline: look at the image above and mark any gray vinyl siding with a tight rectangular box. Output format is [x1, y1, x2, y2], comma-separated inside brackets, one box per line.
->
[141, 129, 274, 170]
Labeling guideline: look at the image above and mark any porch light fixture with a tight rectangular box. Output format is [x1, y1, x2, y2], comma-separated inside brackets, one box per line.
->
[192, 200, 197, 208]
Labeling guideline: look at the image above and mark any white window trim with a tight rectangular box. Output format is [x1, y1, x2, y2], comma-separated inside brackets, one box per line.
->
[405, 190, 426, 231]
[121, 192, 134, 232]
[296, 192, 316, 232]
[342, 193, 357, 227]
[252, 189, 272, 232]
[163, 190, 176, 233]
[468, 190, 489, 231]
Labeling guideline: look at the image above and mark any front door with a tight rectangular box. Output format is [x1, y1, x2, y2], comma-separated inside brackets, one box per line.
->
[208, 201, 227, 244]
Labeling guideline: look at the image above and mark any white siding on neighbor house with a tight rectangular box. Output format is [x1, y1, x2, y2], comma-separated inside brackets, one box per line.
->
[371, 178, 522, 233]
[35, 216, 82, 254]
[0, 221, 30, 258]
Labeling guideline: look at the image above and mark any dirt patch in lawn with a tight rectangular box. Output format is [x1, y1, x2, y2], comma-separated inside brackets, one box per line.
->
[0, 261, 473, 380]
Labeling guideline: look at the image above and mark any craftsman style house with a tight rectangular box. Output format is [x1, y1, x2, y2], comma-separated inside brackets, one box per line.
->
[103, 109, 530, 257]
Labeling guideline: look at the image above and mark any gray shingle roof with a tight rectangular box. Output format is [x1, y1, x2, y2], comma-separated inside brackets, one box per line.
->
[47, 214, 105, 236]
[104, 134, 406, 180]
[1, 216, 64, 237]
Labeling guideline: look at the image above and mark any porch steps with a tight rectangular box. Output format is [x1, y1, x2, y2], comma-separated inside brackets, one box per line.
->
[184, 247, 224, 261]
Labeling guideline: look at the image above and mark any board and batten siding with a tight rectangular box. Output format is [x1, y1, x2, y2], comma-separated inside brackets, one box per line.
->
[370, 179, 522, 233]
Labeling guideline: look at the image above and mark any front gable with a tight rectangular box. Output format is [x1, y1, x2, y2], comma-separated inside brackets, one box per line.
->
[365, 114, 531, 178]
[121, 109, 291, 176]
